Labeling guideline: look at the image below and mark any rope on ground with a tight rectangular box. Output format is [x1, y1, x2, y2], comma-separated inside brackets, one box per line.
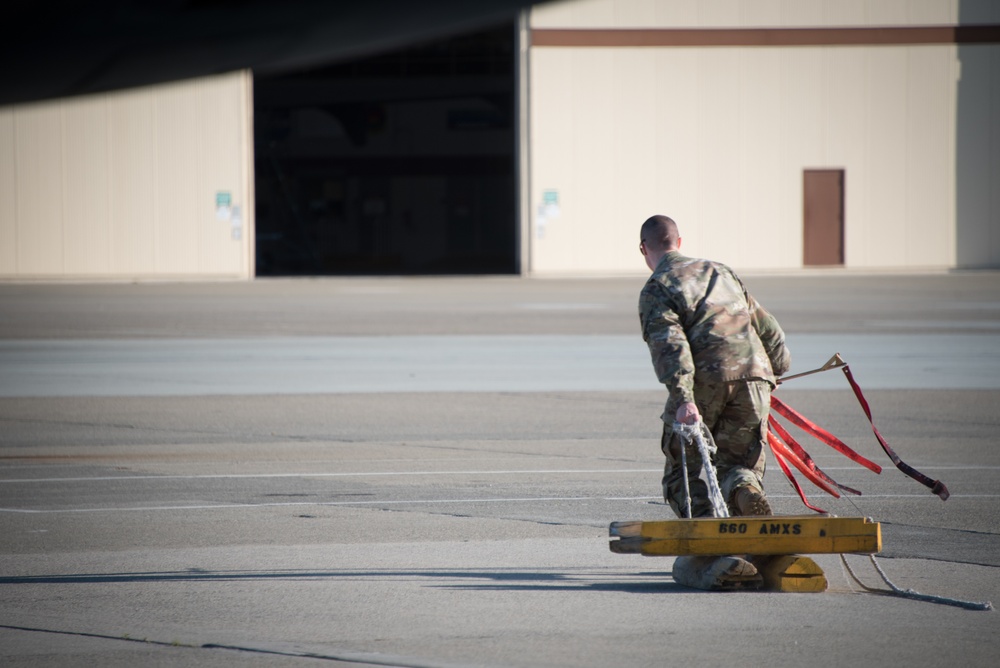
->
[839, 554, 993, 611]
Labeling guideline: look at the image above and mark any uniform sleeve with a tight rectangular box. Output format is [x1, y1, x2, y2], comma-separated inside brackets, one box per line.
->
[639, 282, 696, 404]
[746, 292, 791, 377]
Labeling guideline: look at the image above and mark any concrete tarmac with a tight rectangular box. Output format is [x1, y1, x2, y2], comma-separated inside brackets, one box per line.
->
[1, 273, 999, 667]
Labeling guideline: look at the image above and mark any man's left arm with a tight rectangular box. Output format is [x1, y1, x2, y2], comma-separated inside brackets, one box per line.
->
[746, 292, 791, 377]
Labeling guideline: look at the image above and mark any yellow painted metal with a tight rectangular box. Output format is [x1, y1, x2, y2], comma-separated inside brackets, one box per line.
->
[752, 555, 829, 593]
[609, 515, 880, 556]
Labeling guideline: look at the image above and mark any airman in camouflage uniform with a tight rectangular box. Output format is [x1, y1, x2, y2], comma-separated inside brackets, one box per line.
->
[638, 215, 791, 518]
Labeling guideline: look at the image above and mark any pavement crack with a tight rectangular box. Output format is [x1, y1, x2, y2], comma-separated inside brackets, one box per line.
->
[0, 623, 193, 649]
[878, 553, 1000, 569]
[0, 623, 452, 666]
[879, 522, 1000, 567]
[1, 416, 145, 431]
[203, 641, 465, 666]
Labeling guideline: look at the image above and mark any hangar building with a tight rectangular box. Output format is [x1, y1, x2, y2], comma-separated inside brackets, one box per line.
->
[1, 0, 998, 280]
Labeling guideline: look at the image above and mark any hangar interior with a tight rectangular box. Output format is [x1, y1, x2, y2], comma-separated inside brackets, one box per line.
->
[253, 23, 519, 276]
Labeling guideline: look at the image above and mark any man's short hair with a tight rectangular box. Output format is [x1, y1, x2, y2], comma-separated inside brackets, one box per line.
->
[641, 215, 680, 251]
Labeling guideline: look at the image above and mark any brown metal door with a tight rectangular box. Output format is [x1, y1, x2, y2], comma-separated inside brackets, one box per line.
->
[803, 169, 845, 266]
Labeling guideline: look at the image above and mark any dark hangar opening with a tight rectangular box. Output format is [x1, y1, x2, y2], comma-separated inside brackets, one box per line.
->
[253, 23, 518, 276]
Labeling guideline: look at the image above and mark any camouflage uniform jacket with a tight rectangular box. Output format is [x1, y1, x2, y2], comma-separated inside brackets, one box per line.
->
[638, 251, 791, 406]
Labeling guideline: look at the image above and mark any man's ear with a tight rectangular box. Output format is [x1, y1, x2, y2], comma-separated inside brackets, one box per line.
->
[676, 237, 682, 250]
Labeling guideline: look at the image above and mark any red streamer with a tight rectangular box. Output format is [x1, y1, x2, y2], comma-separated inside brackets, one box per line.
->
[769, 415, 862, 496]
[770, 395, 882, 474]
[840, 366, 950, 500]
[767, 431, 828, 513]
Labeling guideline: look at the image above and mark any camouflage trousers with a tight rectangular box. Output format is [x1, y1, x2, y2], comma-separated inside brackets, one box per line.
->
[660, 379, 772, 518]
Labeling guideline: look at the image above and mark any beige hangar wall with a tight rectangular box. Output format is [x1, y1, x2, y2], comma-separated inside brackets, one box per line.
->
[0, 70, 254, 281]
[525, 0, 984, 276]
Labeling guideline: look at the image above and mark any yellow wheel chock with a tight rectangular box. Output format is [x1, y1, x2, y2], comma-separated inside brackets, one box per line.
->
[610, 516, 881, 592]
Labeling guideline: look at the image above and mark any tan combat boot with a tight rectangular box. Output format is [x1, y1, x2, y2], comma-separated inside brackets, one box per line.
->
[733, 485, 773, 516]
[673, 555, 763, 591]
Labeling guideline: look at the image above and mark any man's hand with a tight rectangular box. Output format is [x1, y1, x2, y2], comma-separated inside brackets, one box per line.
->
[675, 402, 700, 425]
